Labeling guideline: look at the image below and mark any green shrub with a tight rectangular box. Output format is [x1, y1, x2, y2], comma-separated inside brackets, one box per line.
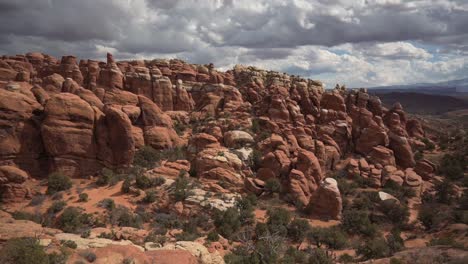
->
[78, 193, 89, 202]
[121, 178, 132, 193]
[250, 148, 263, 172]
[287, 218, 311, 242]
[214, 207, 241, 239]
[422, 138, 435, 151]
[61, 240, 78, 249]
[0, 237, 50, 264]
[174, 121, 186, 136]
[48, 200, 67, 214]
[133, 146, 160, 168]
[206, 231, 219, 242]
[428, 236, 463, 248]
[383, 181, 415, 202]
[434, 179, 456, 204]
[342, 210, 377, 237]
[439, 154, 464, 180]
[386, 229, 405, 254]
[47, 172, 72, 195]
[135, 174, 152, 189]
[357, 236, 391, 260]
[98, 198, 115, 211]
[173, 175, 191, 202]
[264, 178, 281, 193]
[267, 207, 291, 227]
[414, 151, 424, 161]
[123, 258, 135, 264]
[308, 248, 334, 264]
[281, 247, 309, 264]
[29, 195, 46, 206]
[235, 196, 255, 225]
[338, 254, 355, 263]
[57, 207, 92, 233]
[380, 201, 409, 225]
[109, 206, 142, 228]
[336, 178, 358, 196]
[307, 227, 347, 249]
[82, 251, 97, 263]
[12, 211, 42, 224]
[142, 191, 157, 203]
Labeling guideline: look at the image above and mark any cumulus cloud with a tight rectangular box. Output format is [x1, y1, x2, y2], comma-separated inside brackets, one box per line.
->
[0, 0, 466, 87]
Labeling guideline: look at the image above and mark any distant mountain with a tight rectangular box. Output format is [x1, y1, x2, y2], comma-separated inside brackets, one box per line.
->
[368, 77, 468, 95]
[372, 92, 468, 115]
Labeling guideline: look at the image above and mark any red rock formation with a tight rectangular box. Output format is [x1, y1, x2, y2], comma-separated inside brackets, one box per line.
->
[307, 178, 342, 220]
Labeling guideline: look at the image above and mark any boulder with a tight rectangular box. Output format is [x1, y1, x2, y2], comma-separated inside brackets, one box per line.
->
[415, 159, 436, 180]
[96, 106, 136, 168]
[41, 93, 99, 177]
[307, 178, 342, 220]
[223, 130, 254, 148]
[288, 169, 311, 207]
[0, 166, 31, 202]
[367, 145, 396, 166]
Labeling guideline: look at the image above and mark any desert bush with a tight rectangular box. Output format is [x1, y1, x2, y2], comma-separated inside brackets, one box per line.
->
[29, 195, 47, 206]
[133, 146, 160, 168]
[386, 229, 405, 254]
[12, 211, 42, 224]
[250, 148, 263, 172]
[434, 179, 457, 204]
[414, 151, 424, 161]
[135, 174, 152, 189]
[78, 193, 88, 202]
[266, 207, 291, 237]
[121, 178, 132, 193]
[428, 236, 463, 248]
[0, 237, 50, 264]
[141, 191, 157, 203]
[109, 205, 142, 228]
[122, 258, 135, 264]
[439, 154, 464, 180]
[173, 175, 191, 202]
[383, 181, 415, 202]
[144, 231, 167, 245]
[48, 200, 67, 214]
[307, 227, 347, 249]
[380, 201, 409, 225]
[338, 254, 355, 263]
[81, 251, 97, 263]
[264, 178, 281, 193]
[308, 248, 334, 264]
[47, 172, 72, 194]
[61, 240, 78, 249]
[206, 231, 219, 242]
[57, 207, 93, 233]
[422, 138, 435, 151]
[98, 198, 115, 211]
[235, 195, 255, 225]
[357, 236, 391, 260]
[214, 207, 241, 239]
[287, 218, 311, 242]
[153, 212, 182, 229]
[281, 246, 309, 264]
[336, 178, 358, 196]
[342, 209, 378, 237]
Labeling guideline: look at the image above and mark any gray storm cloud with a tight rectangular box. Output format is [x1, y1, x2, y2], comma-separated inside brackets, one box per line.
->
[0, 0, 467, 87]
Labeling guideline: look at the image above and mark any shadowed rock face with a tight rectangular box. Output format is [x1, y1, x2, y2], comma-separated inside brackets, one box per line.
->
[0, 52, 427, 212]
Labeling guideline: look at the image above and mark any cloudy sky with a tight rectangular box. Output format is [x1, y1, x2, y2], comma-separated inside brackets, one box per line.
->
[1, 0, 467, 88]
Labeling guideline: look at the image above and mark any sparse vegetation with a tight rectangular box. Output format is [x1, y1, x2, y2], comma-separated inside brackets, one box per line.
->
[78, 192, 89, 202]
[57, 207, 93, 233]
[47, 172, 72, 195]
[0, 237, 66, 264]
